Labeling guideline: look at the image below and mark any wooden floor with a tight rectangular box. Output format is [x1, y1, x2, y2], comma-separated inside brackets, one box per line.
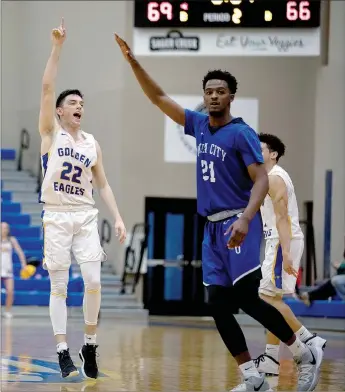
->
[1, 315, 345, 391]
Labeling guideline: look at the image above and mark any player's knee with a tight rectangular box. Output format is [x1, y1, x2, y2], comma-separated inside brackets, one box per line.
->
[50, 280, 67, 297]
[84, 275, 101, 293]
[259, 292, 275, 304]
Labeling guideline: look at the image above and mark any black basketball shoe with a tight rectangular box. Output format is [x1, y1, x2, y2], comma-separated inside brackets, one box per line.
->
[58, 349, 79, 378]
[79, 344, 99, 379]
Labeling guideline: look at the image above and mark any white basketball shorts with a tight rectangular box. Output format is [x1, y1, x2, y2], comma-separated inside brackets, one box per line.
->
[259, 237, 304, 297]
[42, 207, 106, 271]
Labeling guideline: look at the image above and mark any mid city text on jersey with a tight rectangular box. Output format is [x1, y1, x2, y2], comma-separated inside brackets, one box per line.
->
[197, 143, 227, 161]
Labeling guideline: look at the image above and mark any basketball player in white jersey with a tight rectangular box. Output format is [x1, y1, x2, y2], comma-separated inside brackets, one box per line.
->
[39, 19, 126, 379]
[254, 133, 326, 376]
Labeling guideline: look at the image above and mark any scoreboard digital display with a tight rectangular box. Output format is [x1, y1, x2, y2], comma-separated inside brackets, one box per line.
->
[134, 0, 321, 29]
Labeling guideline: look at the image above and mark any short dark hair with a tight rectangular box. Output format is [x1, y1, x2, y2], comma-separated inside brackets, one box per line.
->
[202, 70, 238, 94]
[259, 133, 286, 162]
[56, 89, 83, 108]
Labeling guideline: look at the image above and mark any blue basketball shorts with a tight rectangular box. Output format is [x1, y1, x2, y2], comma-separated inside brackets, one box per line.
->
[202, 212, 263, 287]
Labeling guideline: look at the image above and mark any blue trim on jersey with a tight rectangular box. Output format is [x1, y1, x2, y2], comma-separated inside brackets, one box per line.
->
[38, 153, 49, 203]
[274, 245, 283, 290]
[41, 210, 45, 264]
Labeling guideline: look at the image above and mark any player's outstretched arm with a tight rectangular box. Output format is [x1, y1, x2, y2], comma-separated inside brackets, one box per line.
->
[39, 18, 66, 136]
[92, 141, 127, 244]
[114, 34, 185, 126]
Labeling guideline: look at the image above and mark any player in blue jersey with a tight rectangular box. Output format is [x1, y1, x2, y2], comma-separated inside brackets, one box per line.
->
[115, 34, 323, 391]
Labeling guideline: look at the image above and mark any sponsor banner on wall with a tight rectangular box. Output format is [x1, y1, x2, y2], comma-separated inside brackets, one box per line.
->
[164, 95, 259, 163]
[133, 28, 320, 57]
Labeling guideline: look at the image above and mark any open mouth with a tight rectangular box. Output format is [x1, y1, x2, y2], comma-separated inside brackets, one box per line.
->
[73, 112, 81, 119]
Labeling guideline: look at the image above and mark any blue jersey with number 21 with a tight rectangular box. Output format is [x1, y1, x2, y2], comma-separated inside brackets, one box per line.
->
[184, 109, 264, 217]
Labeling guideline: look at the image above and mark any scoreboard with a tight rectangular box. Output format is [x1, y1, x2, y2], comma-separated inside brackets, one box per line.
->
[134, 0, 321, 29]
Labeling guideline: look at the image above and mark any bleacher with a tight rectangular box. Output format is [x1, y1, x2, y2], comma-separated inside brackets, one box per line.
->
[284, 297, 345, 319]
[1, 148, 344, 318]
[145, 199, 345, 319]
[1, 148, 84, 306]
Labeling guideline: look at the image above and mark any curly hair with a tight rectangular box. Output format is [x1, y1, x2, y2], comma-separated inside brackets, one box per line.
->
[259, 133, 286, 162]
[202, 70, 238, 94]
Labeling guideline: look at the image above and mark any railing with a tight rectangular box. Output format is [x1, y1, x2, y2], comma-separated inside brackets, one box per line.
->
[301, 201, 317, 286]
[100, 219, 112, 248]
[36, 155, 42, 193]
[99, 219, 112, 269]
[17, 129, 30, 171]
[120, 223, 149, 294]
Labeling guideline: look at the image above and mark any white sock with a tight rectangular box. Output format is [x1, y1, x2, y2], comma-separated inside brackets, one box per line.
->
[239, 360, 260, 379]
[84, 334, 97, 345]
[296, 326, 313, 342]
[57, 342, 68, 353]
[265, 344, 280, 361]
[287, 337, 308, 358]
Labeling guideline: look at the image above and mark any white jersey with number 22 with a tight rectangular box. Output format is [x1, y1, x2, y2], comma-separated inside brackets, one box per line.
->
[40, 128, 97, 206]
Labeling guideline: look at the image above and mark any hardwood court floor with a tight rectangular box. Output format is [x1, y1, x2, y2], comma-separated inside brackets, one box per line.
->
[1, 315, 345, 391]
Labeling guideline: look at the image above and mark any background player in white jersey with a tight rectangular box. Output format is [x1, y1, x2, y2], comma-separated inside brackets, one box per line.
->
[39, 19, 126, 379]
[254, 134, 326, 376]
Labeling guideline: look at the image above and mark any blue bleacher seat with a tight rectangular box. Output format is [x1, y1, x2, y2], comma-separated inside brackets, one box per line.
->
[17, 238, 43, 251]
[13, 277, 84, 292]
[2, 213, 31, 225]
[1, 149, 16, 160]
[1, 148, 63, 305]
[1, 202, 21, 214]
[1, 291, 83, 307]
[13, 251, 43, 266]
[8, 225, 41, 238]
[1, 191, 12, 201]
[284, 298, 345, 318]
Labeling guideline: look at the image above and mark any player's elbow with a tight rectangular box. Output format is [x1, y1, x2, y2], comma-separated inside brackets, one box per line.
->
[98, 180, 110, 193]
[150, 94, 165, 109]
[42, 82, 54, 94]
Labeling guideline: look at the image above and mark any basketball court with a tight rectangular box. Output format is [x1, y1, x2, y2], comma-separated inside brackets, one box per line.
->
[1, 315, 344, 391]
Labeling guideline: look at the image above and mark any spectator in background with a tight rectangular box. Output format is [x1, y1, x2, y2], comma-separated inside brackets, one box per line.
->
[1, 222, 27, 318]
[300, 248, 345, 304]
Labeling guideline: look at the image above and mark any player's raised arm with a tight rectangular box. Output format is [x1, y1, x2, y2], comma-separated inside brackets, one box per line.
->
[39, 18, 66, 136]
[114, 34, 185, 126]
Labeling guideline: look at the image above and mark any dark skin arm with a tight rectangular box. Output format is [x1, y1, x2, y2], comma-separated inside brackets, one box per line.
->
[225, 163, 268, 248]
[114, 34, 185, 126]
